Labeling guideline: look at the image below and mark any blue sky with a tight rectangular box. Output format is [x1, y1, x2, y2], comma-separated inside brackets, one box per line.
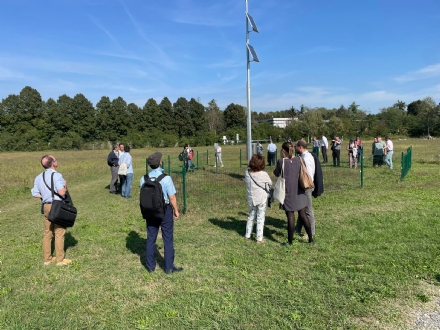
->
[1, 0, 439, 114]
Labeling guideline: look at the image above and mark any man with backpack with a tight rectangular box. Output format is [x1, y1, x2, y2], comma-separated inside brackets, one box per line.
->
[139, 152, 182, 274]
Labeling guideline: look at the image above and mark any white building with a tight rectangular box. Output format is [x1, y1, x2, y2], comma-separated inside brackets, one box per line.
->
[257, 117, 298, 128]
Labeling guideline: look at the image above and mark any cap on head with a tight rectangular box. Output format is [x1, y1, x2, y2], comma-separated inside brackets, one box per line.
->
[148, 152, 162, 169]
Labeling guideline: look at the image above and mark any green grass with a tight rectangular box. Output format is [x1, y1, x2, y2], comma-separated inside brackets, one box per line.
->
[1, 139, 440, 329]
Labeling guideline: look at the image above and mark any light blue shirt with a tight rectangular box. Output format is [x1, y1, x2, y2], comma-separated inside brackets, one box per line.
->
[119, 152, 133, 175]
[267, 142, 277, 152]
[139, 168, 176, 204]
[31, 169, 65, 203]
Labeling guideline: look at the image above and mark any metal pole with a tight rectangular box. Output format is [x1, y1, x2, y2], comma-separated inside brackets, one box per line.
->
[246, 0, 252, 162]
[360, 154, 364, 187]
[168, 155, 170, 175]
[196, 150, 199, 169]
[182, 163, 187, 214]
[240, 149, 242, 167]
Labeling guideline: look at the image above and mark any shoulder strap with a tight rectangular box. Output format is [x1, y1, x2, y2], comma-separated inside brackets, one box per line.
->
[42, 172, 64, 200]
[247, 170, 269, 193]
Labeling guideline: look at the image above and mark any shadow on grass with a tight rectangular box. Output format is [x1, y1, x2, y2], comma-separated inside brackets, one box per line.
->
[209, 215, 286, 243]
[125, 231, 165, 271]
[228, 173, 245, 180]
[64, 232, 78, 252]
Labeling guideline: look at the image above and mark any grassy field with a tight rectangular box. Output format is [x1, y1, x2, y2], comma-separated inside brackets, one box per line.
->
[1, 139, 440, 329]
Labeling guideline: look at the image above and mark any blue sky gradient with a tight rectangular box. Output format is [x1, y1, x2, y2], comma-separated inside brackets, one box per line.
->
[1, 0, 439, 114]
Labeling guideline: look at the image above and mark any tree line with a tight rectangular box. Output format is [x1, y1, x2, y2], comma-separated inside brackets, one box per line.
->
[0, 86, 439, 151]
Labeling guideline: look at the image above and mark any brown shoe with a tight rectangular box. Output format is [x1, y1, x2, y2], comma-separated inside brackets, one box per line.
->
[56, 259, 72, 266]
[43, 257, 57, 266]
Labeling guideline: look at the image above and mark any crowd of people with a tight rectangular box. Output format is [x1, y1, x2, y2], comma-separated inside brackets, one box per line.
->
[107, 143, 134, 198]
[31, 135, 393, 272]
[245, 140, 324, 246]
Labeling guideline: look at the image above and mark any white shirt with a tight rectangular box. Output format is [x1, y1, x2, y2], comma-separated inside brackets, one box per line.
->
[300, 151, 315, 182]
[386, 140, 393, 152]
[321, 136, 328, 148]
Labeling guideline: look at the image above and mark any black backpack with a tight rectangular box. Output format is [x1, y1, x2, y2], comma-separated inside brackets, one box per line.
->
[140, 173, 167, 220]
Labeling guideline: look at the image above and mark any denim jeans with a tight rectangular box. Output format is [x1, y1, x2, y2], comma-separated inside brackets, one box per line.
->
[384, 151, 393, 169]
[245, 202, 267, 241]
[122, 173, 133, 197]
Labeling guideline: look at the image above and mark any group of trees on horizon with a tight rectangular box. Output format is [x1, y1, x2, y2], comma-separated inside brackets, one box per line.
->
[0, 86, 439, 151]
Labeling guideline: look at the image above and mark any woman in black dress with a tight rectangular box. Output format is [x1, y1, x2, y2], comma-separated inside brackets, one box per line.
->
[274, 142, 314, 245]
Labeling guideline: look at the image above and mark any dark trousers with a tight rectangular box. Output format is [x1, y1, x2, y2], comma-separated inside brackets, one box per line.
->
[267, 152, 276, 166]
[321, 146, 328, 163]
[146, 205, 175, 272]
[332, 149, 340, 167]
[110, 166, 119, 192]
[118, 175, 126, 193]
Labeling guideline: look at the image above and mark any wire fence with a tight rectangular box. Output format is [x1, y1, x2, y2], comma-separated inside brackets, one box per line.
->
[401, 146, 412, 181]
[144, 146, 411, 214]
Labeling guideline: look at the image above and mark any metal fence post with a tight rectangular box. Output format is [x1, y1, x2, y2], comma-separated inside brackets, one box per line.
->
[168, 155, 170, 175]
[206, 149, 208, 165]
[196, 151, 199, 169]
[182, 163, 187, 214]
[146, 158, 148, 174]
[360, 155, 364, 188]
[240, 149, 242, 167]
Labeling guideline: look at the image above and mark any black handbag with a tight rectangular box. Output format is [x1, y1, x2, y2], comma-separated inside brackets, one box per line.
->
[43, 172, 77, 227]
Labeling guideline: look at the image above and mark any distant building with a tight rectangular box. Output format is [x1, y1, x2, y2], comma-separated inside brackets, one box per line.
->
[257, 117, 298, 128]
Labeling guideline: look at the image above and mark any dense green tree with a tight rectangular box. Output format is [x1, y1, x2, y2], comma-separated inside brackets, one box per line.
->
[0, 93, 20, 134]
[224, 103, 246, 129]
[188, 98, 207, 133]
[159, 97, 174, 134]
[205, 99, 224, 134]
[302, 109, 325, 138]
[378, 106, 406, 134]
[328, 116, 345, 138]
[394, 100, 407, 111]
[419, 97, 438, 136]
[407, 100, 424, 116]
[173, 97, 193, 138]
[71, 93, 96, 141]
[110, 97, 129, 140]
[95, 96, 112, 141]
[54, 94, 74, 133]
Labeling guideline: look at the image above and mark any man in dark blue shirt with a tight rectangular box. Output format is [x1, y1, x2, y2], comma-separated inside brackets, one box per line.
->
[107, 144, 119, 193]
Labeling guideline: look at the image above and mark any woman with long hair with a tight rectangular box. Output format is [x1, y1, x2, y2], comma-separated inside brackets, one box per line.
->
[274, 142, 314, 244]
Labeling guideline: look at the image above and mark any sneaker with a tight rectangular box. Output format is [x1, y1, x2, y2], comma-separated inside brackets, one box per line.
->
[43, 257, 56, 265]
[56, 259, 72, 266]
[221, 165, 224, 167]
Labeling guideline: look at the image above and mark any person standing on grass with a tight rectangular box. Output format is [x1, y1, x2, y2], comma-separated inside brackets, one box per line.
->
[140, 152, 182, 274]
[118, 143, 125, 192]
[331, 136, 342, 167]
[294, 140, 316, 238]
[267, 139, 277, 166]
[372, 136, 386, 167]
[274, 142, 313, 245]
[347, 139, 358, 169]
[244, 154, 272, 243]
[119, 145, 133, 198]
[312, 136, 320, 156]
[256, 141, 263, 155]
[355, 136, 363, 162]
[107, 144, 119, 194]
[214, 143, 224, 167]
[321, 133, 329, 163]
[31, 155, 72, 266]
[383, 136, 394, 169]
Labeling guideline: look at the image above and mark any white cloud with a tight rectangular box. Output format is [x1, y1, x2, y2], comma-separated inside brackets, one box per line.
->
[394, 63, 440, 83]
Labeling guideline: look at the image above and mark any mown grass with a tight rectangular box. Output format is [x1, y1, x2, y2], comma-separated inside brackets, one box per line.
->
[1, 139, 440, 329]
